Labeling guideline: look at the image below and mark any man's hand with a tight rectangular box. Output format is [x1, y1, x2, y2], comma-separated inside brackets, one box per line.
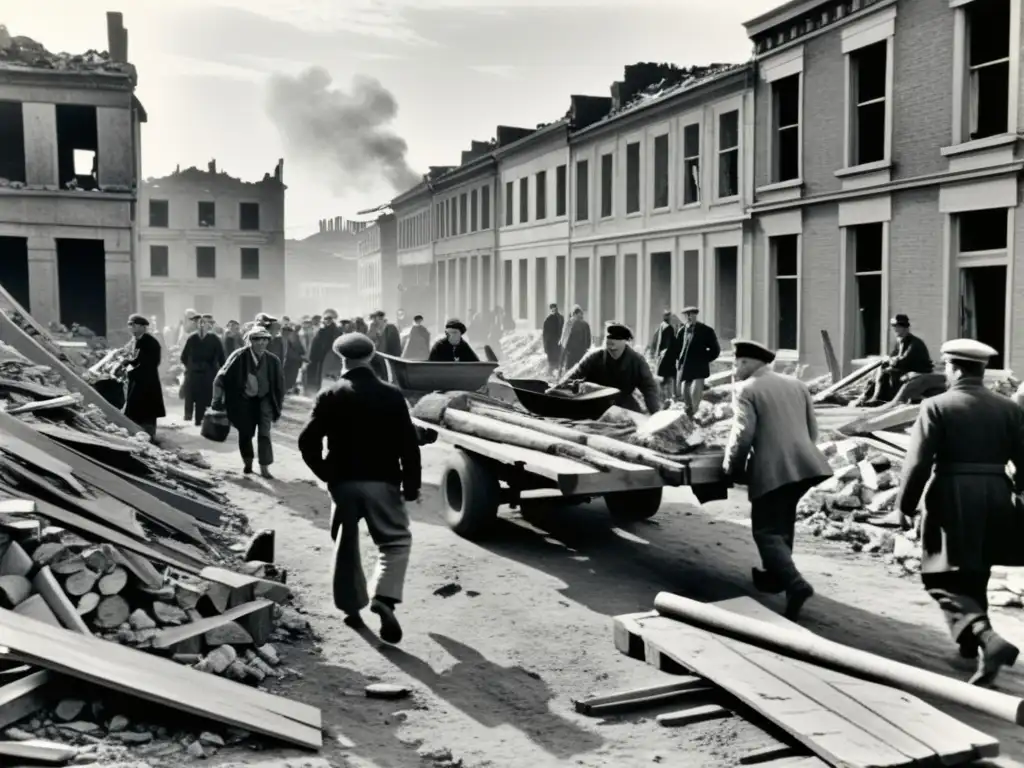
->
[211, 399, 224, 412]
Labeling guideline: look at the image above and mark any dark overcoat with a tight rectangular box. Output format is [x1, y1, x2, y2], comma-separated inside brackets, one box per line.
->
[651, 322, 677, 378]
[897, 378, 1024, 572]
[561, 319, 592, 370]
[402, 325, 431, 360]
[123, 332, 166, 423]
[675, 322, 721, 381]
[542, 312, 565, 365]
[308, 324, 342, 387]
[215, 347, 285, 432]
[180, 332, 226, 410]
[428, 338, 480, 362]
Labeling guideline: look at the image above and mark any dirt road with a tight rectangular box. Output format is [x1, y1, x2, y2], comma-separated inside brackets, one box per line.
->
[162, 397, 1024, 768]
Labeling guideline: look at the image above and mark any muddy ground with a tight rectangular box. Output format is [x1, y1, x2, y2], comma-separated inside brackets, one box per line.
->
[147, 395, 1024, 768]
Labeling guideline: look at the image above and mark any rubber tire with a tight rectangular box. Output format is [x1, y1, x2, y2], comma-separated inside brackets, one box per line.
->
[604, 487, 664, 521]
[440, 449, 500, 539]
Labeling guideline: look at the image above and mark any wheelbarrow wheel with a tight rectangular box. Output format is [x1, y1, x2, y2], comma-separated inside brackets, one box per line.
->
[440, 449, 500, 540]
[604, 487, 664, 521]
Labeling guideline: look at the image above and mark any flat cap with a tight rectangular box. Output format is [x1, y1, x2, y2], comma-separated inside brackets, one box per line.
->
[940, 338, 997, 364]
[682, 306, 699, 314]
[890, 313, 911, 327]
[444, 318, 467, 334]
[332, 332, 376, 360]
[255, 312, 277, 325]
[201, 313, 214, 320]
[732, 338, 776, 364]
[245, 327, 271, 341]
[127, 313, 149, 326]
[605, 322, 633, 341]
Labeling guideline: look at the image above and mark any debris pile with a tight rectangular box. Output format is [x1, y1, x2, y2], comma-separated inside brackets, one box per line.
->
[493, 332, 553, 379]
[0, 25, 134, 75]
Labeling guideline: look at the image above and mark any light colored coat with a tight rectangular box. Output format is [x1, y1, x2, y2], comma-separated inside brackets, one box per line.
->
[723, 367, 831, 500]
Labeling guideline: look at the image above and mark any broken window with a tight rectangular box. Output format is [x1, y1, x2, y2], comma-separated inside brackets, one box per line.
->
[148, 200, 169, 228]
[0, 237, 31, 312]
[653, 134, 669, 209]
[683, 123, 700, 205]
[851, 222, 883, 358]
[149, 245, 169, 277]
[575, 159, 590, 222]
[198, 201, 215, 228]
[519, 177, 529, 224]
[536, 170, 547, 220]
[555, 164, 567, 217]
[239, 202, 260, 231]
[959, 264, 1007, 368]
[772, 235, 799, 350]
[505, 182, 514, 227]
[626, 141, 641, 213]
[459, 193, 468, 235]
[55, 104, 98, 191]
[241, 248, 260, 280]
[772, 74, 801, 182]
[481, 185, 491, 229]
[600, 153, 614, 218]
[849, 41, 887, 166]
[717, 111, 739, 199]
[966, 0, 1011, 139]
[0, 102, 26, 184]
[56, 239, 106, 333]
[196, 246, 216, 278]
[471, 189, 479, 232]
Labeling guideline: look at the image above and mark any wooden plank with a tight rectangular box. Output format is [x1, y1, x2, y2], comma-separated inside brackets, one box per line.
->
[821, 329, 841, 382]
[715, 597, 998, 761]
[5, 394, 82, 416]
[14, 594, 62, 629]
[0, 307, 140, 433]
[0, 412, 204, 544]
[0, 670, 52, 731]
[656, 703, 731, 727]
[634, 615, 918, 767]
[105, 465, 223, 525]
[0, 377, 63, 400]
[0, 432, 85, 494]
[837, 404, 920, 437]
[0, 737, 78, 763]
[152, 600, 275, 653]
[574, 677, 709, 715]
[812, 358, 884, 405]
[32, 566, 91, 635]
[740, 745, 806, 765]
[30, 423, 137, 454]
[0, 500, 35, 515]
[0, 607, 323, 747]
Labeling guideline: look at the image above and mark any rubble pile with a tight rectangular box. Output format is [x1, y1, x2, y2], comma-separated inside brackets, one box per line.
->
[494, 332, 551, 379]
[0, 25, 134, 75]
[5, 311, 114, 370]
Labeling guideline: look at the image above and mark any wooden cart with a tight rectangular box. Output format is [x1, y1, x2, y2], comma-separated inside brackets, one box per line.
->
[413, 416, 729, 540]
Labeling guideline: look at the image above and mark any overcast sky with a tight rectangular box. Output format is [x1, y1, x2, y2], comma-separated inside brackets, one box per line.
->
[8, 0, 782, 238]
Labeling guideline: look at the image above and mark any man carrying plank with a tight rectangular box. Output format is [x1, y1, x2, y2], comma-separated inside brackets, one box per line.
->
[897, 338, 1024, 686]
[722, 340, 832, 621]
[297, 332, 421, 644]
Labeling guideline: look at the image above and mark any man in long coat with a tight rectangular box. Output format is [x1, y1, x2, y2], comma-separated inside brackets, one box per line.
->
[122, 314, 165, 439]
[558, 305, 592, 376]
[307, 310, 342, 394]
[212, 327, 285, 478]
[674, 307, 720, 417]
[368, 310, 402, 380]
[649, 310, 681, 401]
[897, 338, 1024, 686]
[223, 320, 243, 356]
[180, 313, 225, 426]
[723, 339, 832, 622]
[402, 315, 431, 360]
[542, 304, 565, 374]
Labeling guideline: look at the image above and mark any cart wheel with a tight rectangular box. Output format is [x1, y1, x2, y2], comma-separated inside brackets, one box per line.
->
[605, 487, 664, 521]
[440, 449, 500, 539]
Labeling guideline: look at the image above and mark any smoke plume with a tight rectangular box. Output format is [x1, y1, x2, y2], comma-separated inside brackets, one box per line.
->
[265, 67, 421, 195]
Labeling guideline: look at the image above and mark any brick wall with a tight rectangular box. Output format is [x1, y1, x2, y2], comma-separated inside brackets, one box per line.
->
[889, 187, 944, 356]
[798, 204, 842, 369]
[801, 35, 847, 197]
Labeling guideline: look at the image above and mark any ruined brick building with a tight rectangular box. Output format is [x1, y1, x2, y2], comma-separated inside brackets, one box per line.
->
[0, 12, 144, 341]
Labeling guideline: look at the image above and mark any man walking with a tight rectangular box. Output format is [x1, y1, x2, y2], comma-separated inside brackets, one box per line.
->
[542, 304, 565, 375]
[723, 339, 831, 621]
[307, 310, 343, 393]
[402, 314, 431, 360]
[180, 313, 226, 426]
[649, 310, 680, 402]
[212, 326, 285, 478]
[122, 313, 165, 439]
[297, 333, 421, 644]
[675, 307, 720, 417]
[897, 339, 1024, 686]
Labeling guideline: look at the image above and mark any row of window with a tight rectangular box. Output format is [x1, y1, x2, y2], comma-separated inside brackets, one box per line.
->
[399, 209, 431, 250]
[503, 165, 569, 226]
[147, 199, 262, 231]
[434, 184, 493, 240]
[148, 245, 262, 280]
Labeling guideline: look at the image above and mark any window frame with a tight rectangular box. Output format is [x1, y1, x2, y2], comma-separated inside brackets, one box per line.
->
[555, 164, 567, 217]
[713, 104, 741, 202]
[536, 169, 547, 220]
[519, 177, 529, 224]
[239, 201, 260, 231]
[624, 138, 642, 215]
[840, 7, 896, 172]
[148, 199, 169, 228]
[650, 130, 671, 211]
[770, 73, 802, 184]
[505, 181, 514, 227]
[149, 244, 169, 278]
[681, 119, 701, 206]
[599, 151, 614, 220]
[240, 247, 260, 280]
[575, 158, 590, 222]
[195, 246, 217, 279]
[481, 184, 491, 229]
[197, 200, 216, 228]
[769, 233, 801, 353]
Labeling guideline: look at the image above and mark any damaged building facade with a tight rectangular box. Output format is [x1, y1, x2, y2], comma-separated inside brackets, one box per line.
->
[745, 0, 1024, 373]
[137, 160, 285, 327]
[355, 212, 398, 317]
[284, 216, 361, 318]
[0, 12, 144, 341]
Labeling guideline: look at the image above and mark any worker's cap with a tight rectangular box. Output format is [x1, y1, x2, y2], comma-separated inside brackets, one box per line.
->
[227, 319, 239, 326]
[604, 322, 633, 341]
[282, 316, 291, 322]
[444, 318, 467, 334]
[890, 313, 911, 327]
[682, 306, 699, 315]
[732, 338, 776, 364]
[184, 308, 196, 317]
[662, 310, 672, 320]
[245, 327, 271, 341]
[940, 338, 997, 365]
[127, 313, 149, 326]
[187, 312, 202, 321]
[332, 332, 376, 360]
[371, 309, 385, 319]
[549, 303, 558, 310]
[413, 314, 424, 322]
[201, 313, 214, 320]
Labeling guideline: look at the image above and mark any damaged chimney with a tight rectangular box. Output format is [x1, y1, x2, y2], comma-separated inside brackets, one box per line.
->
[570, 95, 613, 131]
[274, 158, 284, 182]
[106, 12, 127, 63]
[208, 159, 217, 174]
[496, 126, 535, 147]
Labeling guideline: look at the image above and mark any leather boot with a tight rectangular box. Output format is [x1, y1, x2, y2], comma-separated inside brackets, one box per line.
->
[970, 624, 1019, 686]
[752, 567, 785, 595]
[784, 580, 815, 622]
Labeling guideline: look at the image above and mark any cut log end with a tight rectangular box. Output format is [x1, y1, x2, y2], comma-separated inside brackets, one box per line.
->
[76, 592, 100, 616]
[64, 568, 99, 598]
[97, 567, 128, 596]
[93, 594, 130, 629]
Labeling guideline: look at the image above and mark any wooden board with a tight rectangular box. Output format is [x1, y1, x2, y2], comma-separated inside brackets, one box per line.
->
[32, 566, 91, 635]
[837, 404, 920, 437]
[0, 606, 323, 747]
[0, 412, 204, 544]
[821, 330, 841, 382]
[0, 670, 52, 731]
[0, 377, 63, 401]
[0, 431, 85, 494]
[812, 358, 884, 405]
[0, 306, 140, 433]
[30, 422, 138, 454]
[0, 737, 78, 763]
[103, 464, 223, 525]
[152, 600, 274, 653]
[413, 417, 663, 496]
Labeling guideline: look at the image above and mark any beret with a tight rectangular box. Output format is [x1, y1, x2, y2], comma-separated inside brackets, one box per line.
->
[127, 313, 149, 326]
[940, 338, 997, 364]
[732, 338, 776, 364]
[890, 313, 911, 327]
[245, 327, 271, 341]
[604, 322, 633, 341]
[445, 318, 467, 334]
[332, 332, 376, 360]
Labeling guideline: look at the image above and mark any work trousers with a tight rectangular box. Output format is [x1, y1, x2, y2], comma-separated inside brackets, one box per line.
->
[680, 378, 706, 415]
[750, 479, 817, 590]
[136, 421, 157, 440]
[237, 396, 274, 468]
[328, 481, 412, 615]
[183, 395, 206, 426]
[922, 569, 991, 644]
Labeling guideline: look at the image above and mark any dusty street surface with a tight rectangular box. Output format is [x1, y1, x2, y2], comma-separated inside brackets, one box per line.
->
[157, 395, 1024, 768]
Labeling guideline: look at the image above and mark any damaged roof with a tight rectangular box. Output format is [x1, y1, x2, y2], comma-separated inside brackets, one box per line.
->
[144, 164, 284, 189]
[0, 25, 134, 77]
